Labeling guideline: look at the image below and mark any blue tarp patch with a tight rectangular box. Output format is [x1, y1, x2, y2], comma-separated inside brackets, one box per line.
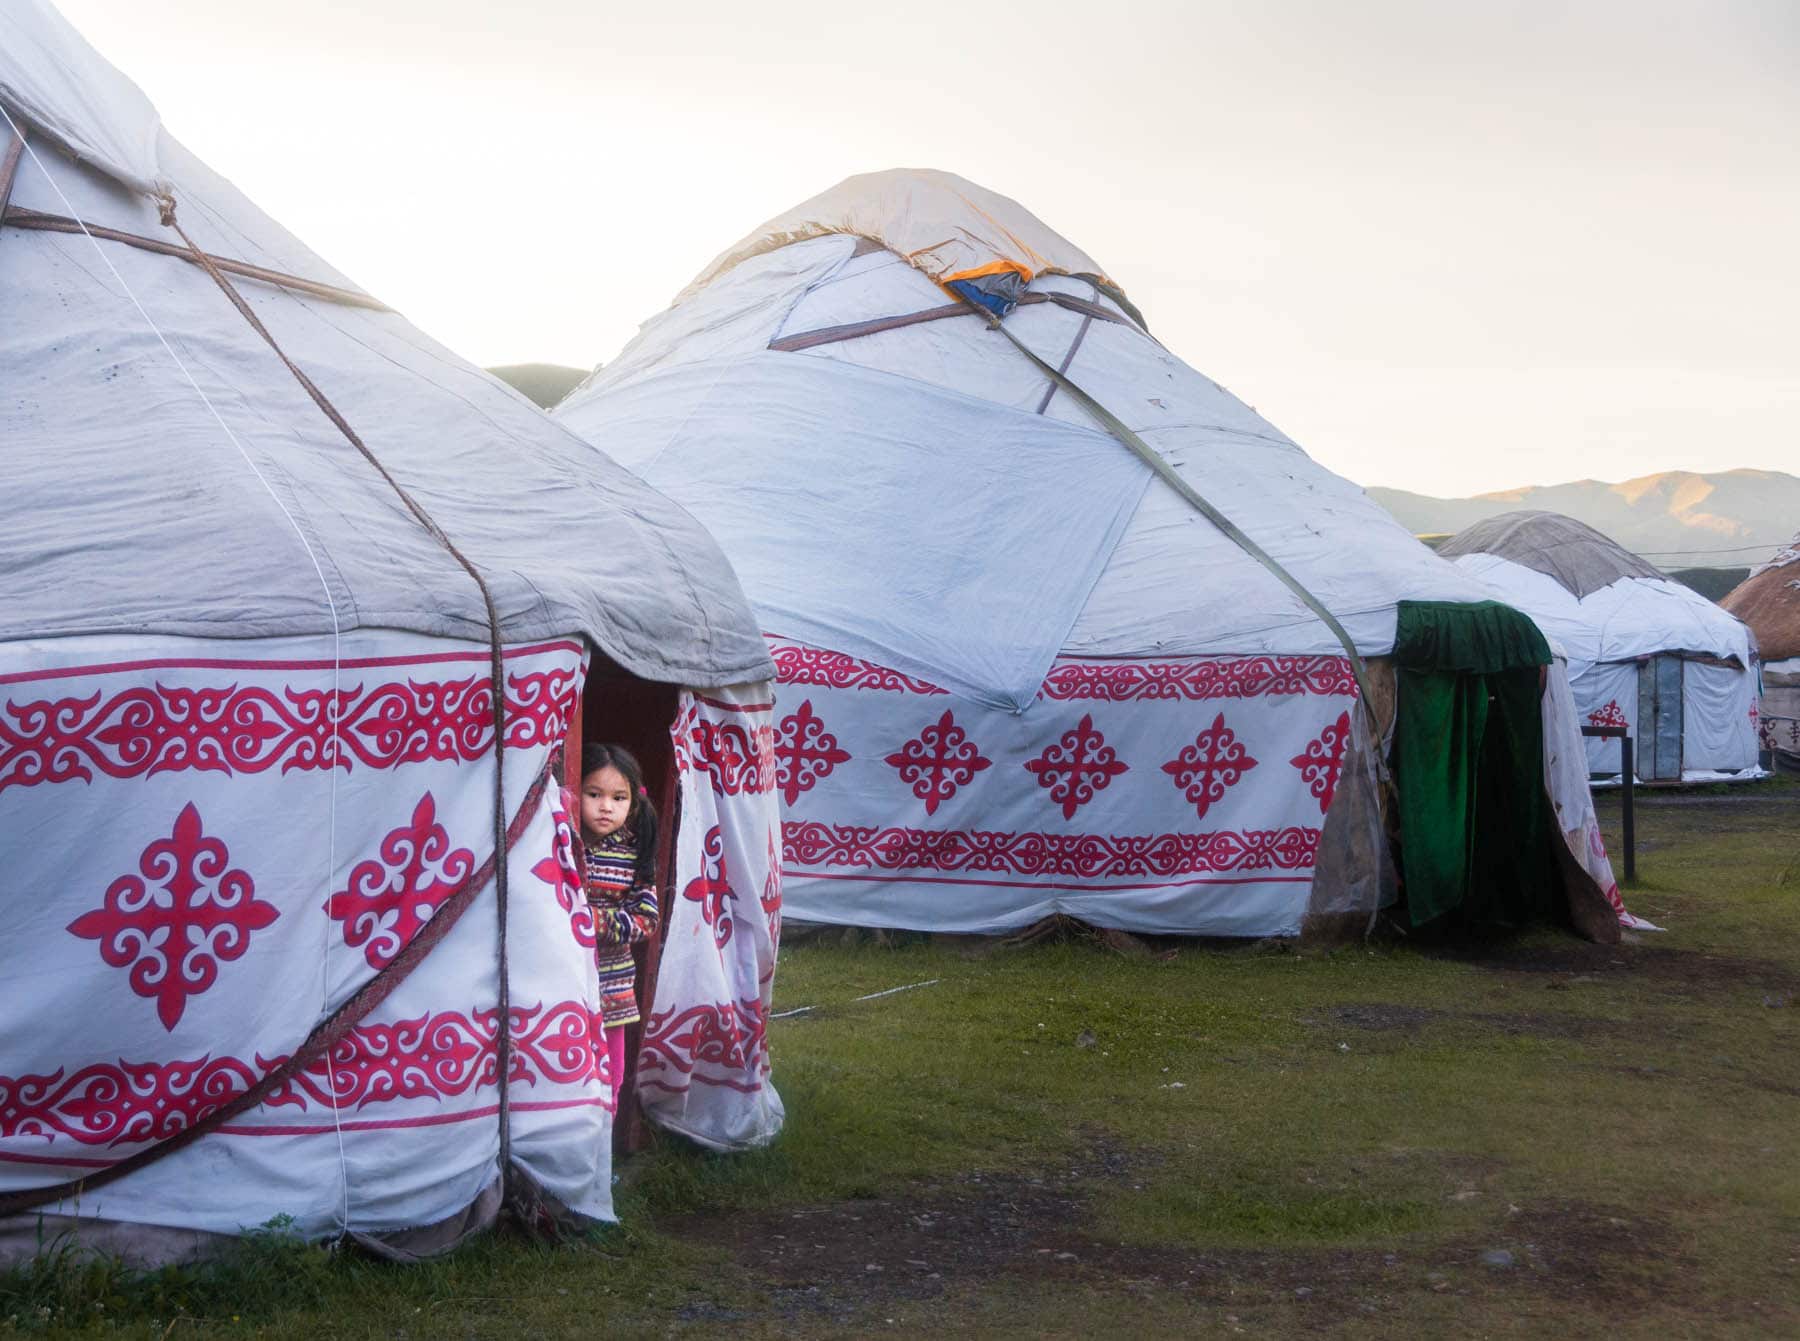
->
[946, 273, 1026, 317]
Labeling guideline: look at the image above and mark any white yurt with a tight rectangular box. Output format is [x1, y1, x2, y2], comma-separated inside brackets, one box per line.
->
[0, 0, 780, 1264]
[556, 169, 1641, 943]
[1439, 512, 1762, 782]
[1723, 535, 1800, 771]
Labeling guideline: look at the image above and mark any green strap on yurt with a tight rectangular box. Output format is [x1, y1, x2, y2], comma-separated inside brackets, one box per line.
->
[979, 313, 1379, 715]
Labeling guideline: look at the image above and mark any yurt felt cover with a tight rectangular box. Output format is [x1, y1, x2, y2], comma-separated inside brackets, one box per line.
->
[1438, 511, 1664, 599]
[0, 0, 783, 1254]
[1723, 537, 1800, 664]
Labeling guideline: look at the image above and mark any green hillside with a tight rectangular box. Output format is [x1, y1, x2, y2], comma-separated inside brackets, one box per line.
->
[488, 363, 590, 410]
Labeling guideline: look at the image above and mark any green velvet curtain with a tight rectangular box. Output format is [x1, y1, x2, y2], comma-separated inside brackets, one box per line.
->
[1391, 601, 1559, 928]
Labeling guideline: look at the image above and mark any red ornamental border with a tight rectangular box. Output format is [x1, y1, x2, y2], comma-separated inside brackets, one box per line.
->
[1039, 656, 1358, 702]
[783, 822, 1320, 877]
[0, 1001, 600, 1149]
[766, 641, 948, 696]
[767, 639, 1358, 704]
[637, 998, 770, 1096]
[0, 665, 577, 794]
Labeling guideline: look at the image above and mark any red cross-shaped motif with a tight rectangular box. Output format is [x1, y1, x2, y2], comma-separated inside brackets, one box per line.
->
[68, 803, 278, 1031]
[1161, 713, 1259, 820]
[1289, 709, 1352, 815]
[1024, 713, 1129, 819]
[326, 793, 475, 970]
[885, 710, 991, 815]
[773, 699, 851, 807]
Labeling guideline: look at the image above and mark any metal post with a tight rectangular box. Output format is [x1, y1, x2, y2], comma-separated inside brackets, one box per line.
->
[1620, 733, 1635, 884]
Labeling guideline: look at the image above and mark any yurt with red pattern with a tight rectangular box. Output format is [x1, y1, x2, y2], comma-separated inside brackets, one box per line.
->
[556, 170, 1642, 940]
[0, 0, 779, 1264]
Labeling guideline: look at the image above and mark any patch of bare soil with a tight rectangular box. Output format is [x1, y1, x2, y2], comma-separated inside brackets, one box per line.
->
[1423, 936, 1800, 999]
[1599, 789, 1797, 820]
[1317, 1002, 1612, 1041]
[665, 1148, 1688, 1330]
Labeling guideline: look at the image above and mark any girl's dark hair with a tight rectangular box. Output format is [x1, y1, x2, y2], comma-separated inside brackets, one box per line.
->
[580, 742, 658, 885]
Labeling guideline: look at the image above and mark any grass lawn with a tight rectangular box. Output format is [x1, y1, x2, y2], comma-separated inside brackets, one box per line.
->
[7, 781, 1797, 1338]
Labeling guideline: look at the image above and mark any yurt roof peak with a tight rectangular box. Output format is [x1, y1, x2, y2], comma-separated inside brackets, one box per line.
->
[677, 168, 1127, 318]
[1723, 531, 1800, 663]
[1438, 510, 1664, 599]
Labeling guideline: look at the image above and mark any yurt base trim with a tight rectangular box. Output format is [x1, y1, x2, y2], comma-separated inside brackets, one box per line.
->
[1590, 767, 1771, 788]
[792, 867, 1317, 893]
[349, 1168, 611, 1265]
[350, 1178, 504, 1264]
[0, 1169, 605, 1270]
[780, 874, 1317, 938]
[0, 1214, 239, 1273]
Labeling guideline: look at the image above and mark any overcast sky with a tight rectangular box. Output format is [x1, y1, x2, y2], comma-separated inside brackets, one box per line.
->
[54, 0, 1800, 497]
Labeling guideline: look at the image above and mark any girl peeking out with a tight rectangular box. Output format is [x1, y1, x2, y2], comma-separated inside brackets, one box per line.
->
[573, 742, 660, 1098]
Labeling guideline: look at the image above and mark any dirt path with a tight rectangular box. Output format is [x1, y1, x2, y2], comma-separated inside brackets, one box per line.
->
[667, 1146, 1684, 1333]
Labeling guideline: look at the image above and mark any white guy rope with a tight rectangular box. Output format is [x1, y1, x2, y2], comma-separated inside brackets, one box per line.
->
[853, 979, 942, 1001]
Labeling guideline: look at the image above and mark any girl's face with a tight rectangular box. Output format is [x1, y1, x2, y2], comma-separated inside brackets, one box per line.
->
[581, 765, 634, 839]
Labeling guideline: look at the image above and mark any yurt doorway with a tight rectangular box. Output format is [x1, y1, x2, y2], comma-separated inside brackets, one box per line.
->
[1636, 654, 1684, 781]
[562, 658, 682, 1148]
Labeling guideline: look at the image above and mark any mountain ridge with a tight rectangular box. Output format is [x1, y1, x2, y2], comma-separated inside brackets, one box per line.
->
[1369, 468, 1798, 568]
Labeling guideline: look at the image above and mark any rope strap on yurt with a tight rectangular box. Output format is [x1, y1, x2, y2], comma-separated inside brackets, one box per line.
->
[0, 205, 391, 309]
[0, 126, 24, 218]
[0, 772, 549, 1221]
[155, 194, 522, 1197]
[973, 307, 1380, 717]
[768, 289, 1137, 353]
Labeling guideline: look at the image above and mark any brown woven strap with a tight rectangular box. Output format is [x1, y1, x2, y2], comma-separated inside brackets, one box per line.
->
[0, 128, 24, 221]
[765, 289, 1139, 355]
[0, 205, 389, 310]
[154, 196, 521, 1196]
[0, 769, 548, 1221]
[1035, 310, 1095, 415]
[1029, 290, 1140, 330]
[767, 301, 968, 352]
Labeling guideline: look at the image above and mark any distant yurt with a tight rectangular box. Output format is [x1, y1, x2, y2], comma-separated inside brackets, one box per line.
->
[556, 169, 1641, 943]
[1441, 512, 1761, 782]
[0, 1, 779, 1264]
[1723, 535, 1800, 771]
